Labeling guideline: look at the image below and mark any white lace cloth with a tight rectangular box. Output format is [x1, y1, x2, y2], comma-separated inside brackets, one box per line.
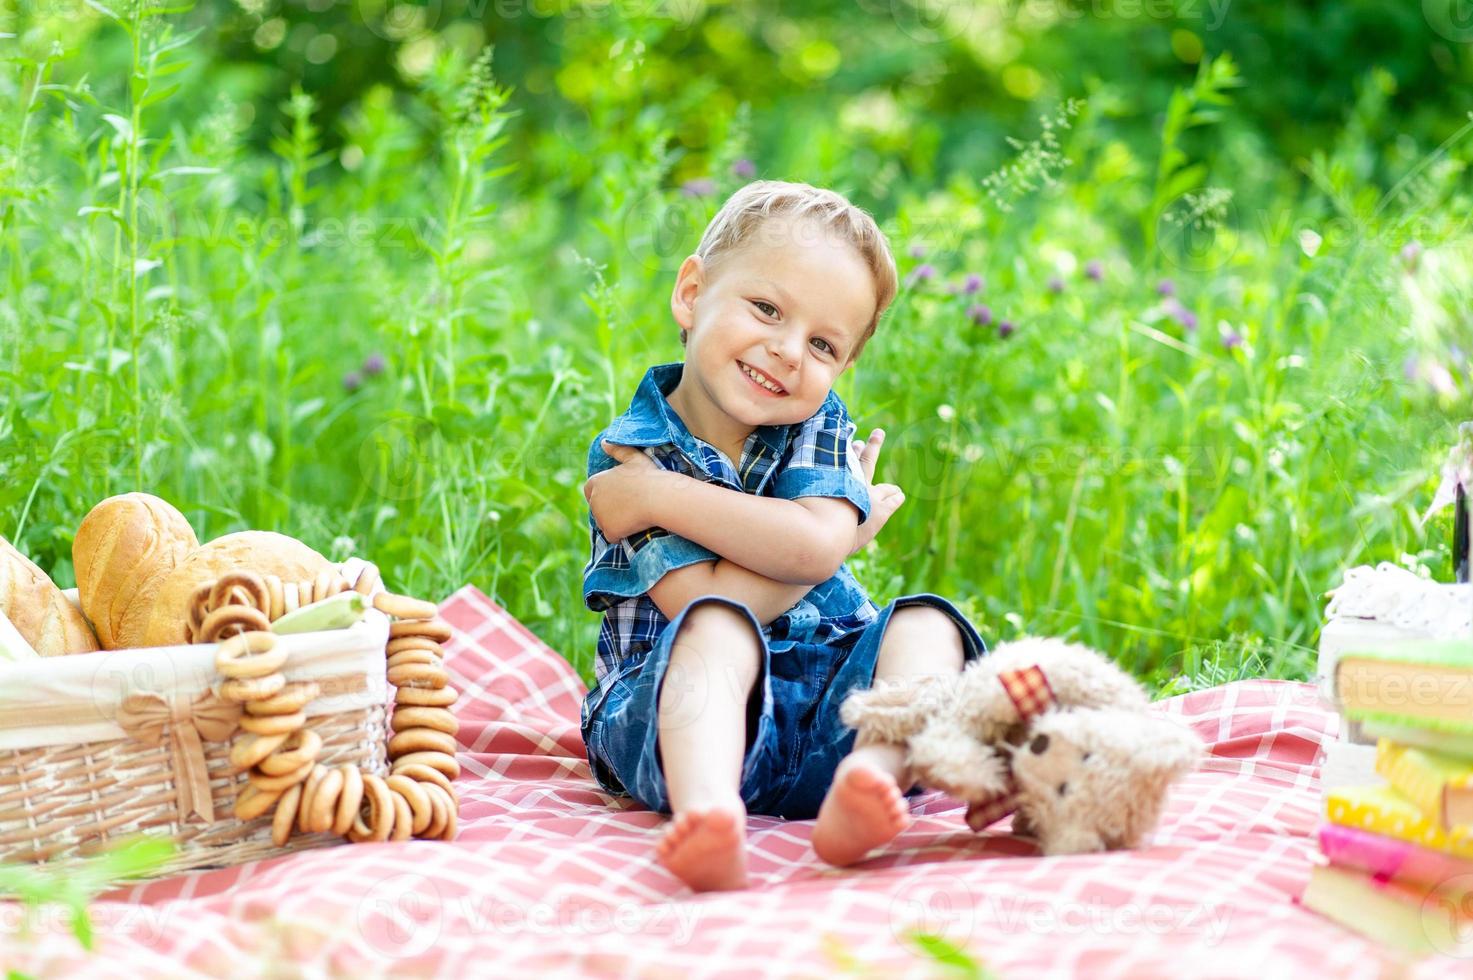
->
[1324, 562, 1472, 639]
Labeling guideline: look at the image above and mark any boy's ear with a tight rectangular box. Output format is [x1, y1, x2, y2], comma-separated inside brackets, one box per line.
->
[671, 254, 703, 330]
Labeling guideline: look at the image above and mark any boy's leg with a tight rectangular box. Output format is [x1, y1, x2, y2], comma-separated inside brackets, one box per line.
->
[813, 604, 967, 866]
[655, 599, 765, 892]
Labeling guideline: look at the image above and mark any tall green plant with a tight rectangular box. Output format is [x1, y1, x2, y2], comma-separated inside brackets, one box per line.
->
[85, 2, 199, 489]
[1141, 53, 1243, 261]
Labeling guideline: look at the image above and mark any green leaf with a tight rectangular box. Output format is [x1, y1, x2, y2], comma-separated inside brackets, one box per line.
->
[905, 932, 987, 977]
[148, 166, 219, 182]
[140, 83, 181, 109]
[142, 2, 197, 17]
[68, 902, 94, 951]
[101, 114, 132, 140]
[151, 26, 204, 55]
[1162, 163, 1206, 202]
[80, 0, 122, 22]
[291, 397, 326, 426]
[97, 837, 176, 879]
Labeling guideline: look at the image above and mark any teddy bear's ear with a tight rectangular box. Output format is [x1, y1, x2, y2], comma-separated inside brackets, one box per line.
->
[1096, 714, 1203, 850]
[838, 675, 948, 744]
[1142, 716, 1205, 776]
[1106, 713, 1203, 778]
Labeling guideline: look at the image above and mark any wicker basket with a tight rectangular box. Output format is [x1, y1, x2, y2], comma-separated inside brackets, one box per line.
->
[0, 560, 393, 877]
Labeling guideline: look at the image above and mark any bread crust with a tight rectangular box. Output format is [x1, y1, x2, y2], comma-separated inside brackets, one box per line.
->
[0, 536, 102, 656]
[137, 531, 333, 648]
[73, 493, 199, 649]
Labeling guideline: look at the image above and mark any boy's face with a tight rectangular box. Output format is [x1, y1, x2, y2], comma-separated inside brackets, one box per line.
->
[670, 216, 876, 429]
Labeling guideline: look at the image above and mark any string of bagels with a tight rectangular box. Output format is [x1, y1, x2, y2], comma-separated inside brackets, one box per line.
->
[203, 565, 459, 845]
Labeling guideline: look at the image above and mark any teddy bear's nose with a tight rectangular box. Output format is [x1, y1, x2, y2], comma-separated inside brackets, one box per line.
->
[1029, 733, 1050, 755]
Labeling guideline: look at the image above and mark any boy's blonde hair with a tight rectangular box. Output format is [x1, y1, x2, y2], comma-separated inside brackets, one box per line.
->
[686, 180, 898, 365]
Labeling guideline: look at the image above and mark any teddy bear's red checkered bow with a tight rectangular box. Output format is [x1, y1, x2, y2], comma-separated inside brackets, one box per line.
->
[1000, 663, 1055, 719]
[964, 664, 1057, 830]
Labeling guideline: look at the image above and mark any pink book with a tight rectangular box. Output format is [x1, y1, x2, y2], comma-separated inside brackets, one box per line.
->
[1319, 822, 1473, 888]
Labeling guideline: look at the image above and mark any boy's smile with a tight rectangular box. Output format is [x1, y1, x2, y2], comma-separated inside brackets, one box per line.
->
[736, 360, 788, 396]
[666, 215, 877, 461]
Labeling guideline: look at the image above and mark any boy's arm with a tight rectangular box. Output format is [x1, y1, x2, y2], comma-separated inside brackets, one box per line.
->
[619, 441, 906, 626]
[646, 556, 814, 628]
[587, 444, 853, 585]
[647, 475, 858, 586]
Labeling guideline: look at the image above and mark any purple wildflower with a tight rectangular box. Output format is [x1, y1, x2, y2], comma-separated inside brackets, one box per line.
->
[908, 243, 928, 259]
[998, 320, 1015, 339]
[1221, 330, 1243, 351]
[1084, 260, 1103, 282]
[967, 304, 992, 327]
[1403, 356, 1421, 382]
[343, 371, 363, 392]
[1164, 297, 1198, 332]
[680, 178, 716, 198]
[1156, 278, 1176, 297]
[1400, 240, 1423, 272]
[1047, 276, 1065, 295]
[909, 263, 936, 285]
[362, 352, 386, 377]
[963, 272, 984, 294]
[731, 158, 756, 179]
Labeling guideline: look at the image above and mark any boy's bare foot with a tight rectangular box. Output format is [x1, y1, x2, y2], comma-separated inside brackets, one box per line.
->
[656, 801, 749, 892]
[812, 760, 910, 866]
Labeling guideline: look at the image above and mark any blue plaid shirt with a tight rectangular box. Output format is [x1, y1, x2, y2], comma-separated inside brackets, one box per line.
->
[581, 362, 881, 721]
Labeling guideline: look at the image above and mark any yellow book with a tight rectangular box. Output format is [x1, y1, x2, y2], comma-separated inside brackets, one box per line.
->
[1326, 784, 1473, 859]
[1375, 740, 1473, 829]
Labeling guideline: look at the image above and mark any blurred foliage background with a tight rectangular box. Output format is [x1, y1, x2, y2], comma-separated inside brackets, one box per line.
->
[2, 0, 1470, 689]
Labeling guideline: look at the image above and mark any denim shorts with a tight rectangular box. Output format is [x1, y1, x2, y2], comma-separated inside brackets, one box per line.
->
[582, 593, 988, 820]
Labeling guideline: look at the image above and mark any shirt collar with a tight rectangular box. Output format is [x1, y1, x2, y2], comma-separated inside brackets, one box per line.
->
[605, 362, 790, 476]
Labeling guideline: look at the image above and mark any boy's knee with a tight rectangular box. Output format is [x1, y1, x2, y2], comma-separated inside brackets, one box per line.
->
[677, 598, 760, 644]
[892, 604, 962, 639]
[670, 597, 764, 682]
[883, 604, 967, 671]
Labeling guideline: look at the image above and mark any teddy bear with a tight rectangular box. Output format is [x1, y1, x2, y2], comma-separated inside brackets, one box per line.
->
[840, 637, 1204, 855]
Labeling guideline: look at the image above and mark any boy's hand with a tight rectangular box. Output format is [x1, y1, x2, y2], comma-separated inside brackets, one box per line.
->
[850, 428, 905, 556]
[583, 441, 676, 541]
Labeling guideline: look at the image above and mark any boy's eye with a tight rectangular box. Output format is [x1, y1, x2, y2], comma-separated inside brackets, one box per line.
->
[810, 337, 834, 355]
[753, 300, 779, 317]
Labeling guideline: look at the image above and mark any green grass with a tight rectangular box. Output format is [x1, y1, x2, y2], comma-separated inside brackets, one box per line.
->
[2, 7, 1468, 696]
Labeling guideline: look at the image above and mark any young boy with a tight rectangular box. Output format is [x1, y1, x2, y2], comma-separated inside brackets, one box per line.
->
[580, 180, 988, 892]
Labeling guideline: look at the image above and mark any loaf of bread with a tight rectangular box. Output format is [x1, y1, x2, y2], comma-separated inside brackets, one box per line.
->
[137, 531, 334, 648]
[0, 536, 102, 656]
[73, 492, 199, 649]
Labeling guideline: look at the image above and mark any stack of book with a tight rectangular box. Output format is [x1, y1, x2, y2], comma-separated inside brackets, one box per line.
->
[1314, 561, 1469, 799]
[1302, 637, 1473, 956]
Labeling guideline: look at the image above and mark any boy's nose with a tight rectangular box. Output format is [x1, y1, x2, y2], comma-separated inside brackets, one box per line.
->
[769, 336, 803, 369]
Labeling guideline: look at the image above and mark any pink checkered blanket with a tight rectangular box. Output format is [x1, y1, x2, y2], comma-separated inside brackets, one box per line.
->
[6, 586, 1466, 977]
